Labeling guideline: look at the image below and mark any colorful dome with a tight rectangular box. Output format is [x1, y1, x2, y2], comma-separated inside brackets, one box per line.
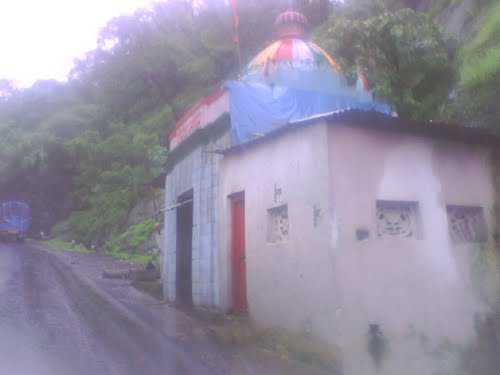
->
[246, 38, 341, 75]
[243, 36, 349, 96]
[230, 9, 393, 143]
[242, 9, 348, 95]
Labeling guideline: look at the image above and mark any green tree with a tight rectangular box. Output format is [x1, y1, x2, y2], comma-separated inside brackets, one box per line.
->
[0, 0, 337, 243]
[446, 0, 500, 128]
[315, 5, 455, 120]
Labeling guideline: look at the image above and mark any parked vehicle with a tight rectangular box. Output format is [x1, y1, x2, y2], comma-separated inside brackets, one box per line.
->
[0, 201, 31, 241]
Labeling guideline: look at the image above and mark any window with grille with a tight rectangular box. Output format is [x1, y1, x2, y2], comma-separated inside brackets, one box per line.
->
[446, 205, 487, 243]
[267, 204, 289, 243]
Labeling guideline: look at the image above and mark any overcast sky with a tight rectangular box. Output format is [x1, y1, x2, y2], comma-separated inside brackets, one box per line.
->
[0, 0, 155, 87]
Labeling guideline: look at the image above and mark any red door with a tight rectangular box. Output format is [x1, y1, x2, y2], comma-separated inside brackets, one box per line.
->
[231, 194, 247, 313]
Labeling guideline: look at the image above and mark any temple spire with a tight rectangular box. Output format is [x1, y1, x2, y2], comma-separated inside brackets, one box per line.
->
[274, 8, 309, 39]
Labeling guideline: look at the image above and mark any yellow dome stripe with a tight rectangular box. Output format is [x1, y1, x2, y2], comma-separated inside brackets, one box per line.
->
[250, 41, 282, 67]
[248, 40, 342, 73]
[310, 43, 341, 72]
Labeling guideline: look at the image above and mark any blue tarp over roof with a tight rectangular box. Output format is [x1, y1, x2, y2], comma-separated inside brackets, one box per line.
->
[226, 80, 393, 145]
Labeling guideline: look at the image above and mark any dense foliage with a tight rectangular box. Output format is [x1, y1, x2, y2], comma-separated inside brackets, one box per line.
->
[448, 0, 500, 127]
[0, 0, 498, 247]
[106, 219, 158, 255]
[0, 0, 331, 245]
[315, 2, 456, 120]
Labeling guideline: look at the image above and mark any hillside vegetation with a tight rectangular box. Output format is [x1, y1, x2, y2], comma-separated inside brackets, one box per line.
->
[0, 0, 498, 250]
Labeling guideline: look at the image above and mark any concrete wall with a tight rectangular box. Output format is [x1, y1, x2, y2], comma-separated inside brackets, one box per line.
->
[219, 123, 337, 336]
[219, 120, 497, 374]
[328, 124, 496, 374]
[163, 130, 230, 307]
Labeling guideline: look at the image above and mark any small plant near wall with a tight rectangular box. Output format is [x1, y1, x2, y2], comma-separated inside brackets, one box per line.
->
[105, 219, 159, 264]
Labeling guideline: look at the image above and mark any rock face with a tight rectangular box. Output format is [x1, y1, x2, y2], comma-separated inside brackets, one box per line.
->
[127, 189, 164, 227]
[127, 188, 165, 257]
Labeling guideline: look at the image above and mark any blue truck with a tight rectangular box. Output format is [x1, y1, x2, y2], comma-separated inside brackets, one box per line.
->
[0, 201, 31, 241]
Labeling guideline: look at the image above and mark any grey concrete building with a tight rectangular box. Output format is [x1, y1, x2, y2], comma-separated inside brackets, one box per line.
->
[163, 90, 230, 307]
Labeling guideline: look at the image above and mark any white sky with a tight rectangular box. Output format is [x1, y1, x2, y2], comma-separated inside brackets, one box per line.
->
[0, 0, 156, 87]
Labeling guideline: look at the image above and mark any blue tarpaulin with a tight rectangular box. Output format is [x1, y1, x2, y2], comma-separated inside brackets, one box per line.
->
[226, 80, 393, 145]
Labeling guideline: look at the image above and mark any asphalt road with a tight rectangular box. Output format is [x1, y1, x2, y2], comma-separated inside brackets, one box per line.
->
[0, 242, 221, 375]
[0, 243, 330, 375]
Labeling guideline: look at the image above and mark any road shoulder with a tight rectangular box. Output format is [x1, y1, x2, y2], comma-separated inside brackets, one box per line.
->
[30, 241, 335, 375]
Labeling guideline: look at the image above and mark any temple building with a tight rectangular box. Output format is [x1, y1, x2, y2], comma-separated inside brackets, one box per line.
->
[162, 8, 390, 310]
[163, 8, 500, 374]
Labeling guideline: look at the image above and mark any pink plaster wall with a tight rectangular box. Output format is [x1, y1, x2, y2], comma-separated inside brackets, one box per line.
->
[218, 120, 497, 375]
[328, 123, 496, 374]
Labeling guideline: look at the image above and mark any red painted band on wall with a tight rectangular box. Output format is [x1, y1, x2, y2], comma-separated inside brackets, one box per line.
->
[168, 89, 229, 150]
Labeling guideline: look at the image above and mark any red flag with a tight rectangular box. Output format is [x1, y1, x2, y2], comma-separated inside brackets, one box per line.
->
[230, 0, 240, 44]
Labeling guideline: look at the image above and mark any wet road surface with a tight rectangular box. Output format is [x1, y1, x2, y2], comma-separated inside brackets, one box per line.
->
[0, 242, 214, 374]
[0, 243, 327, 375]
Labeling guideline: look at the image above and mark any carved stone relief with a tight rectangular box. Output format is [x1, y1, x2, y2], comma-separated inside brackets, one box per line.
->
[376, 201, 419, 239]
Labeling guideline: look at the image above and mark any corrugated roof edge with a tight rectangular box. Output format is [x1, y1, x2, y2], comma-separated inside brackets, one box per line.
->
[222, 109, 500, 155]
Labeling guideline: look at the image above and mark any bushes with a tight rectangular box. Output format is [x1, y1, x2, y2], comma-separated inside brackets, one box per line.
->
[460, 1, 500, 89]
[443, 0, 500, 128]
[46, 219, 160, 265]
[68, 189, 137, 246]
[105, 219, 159, 265]
[105, 219, 158, 255]
[65, 117, 167, 245]
[315, 6, 455, 120]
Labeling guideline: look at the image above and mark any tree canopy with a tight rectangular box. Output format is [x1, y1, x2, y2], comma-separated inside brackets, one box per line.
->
[0, 0, 332, 243]
[315, 2, 456, 120]
[0, 0, 497, 245]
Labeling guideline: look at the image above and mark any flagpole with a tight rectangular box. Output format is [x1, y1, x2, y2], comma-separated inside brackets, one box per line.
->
[236, 38, 242, 71]
[230, 0, 242, 71]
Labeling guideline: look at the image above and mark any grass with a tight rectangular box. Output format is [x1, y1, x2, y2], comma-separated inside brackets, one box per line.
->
[106, 250, 157, 265]
[42, 238, 92, 253]
[42, 237, 157, 265]
[104, 219, 160, 265]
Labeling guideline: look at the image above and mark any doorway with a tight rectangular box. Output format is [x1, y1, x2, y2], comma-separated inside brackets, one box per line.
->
[176, 190, 193, 305]
[230, 193, 247, 313]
